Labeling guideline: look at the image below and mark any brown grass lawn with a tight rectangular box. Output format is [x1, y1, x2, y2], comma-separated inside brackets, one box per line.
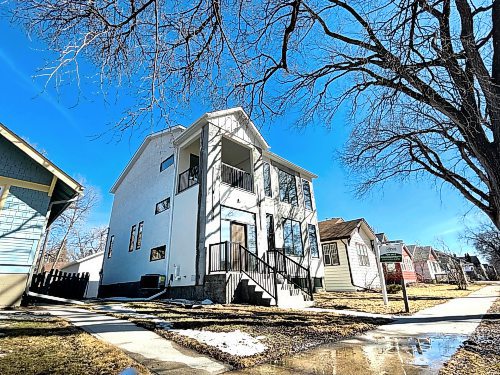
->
[90, 302, 388, 369]
[0, 311, 150, 375]
[314, 283, 484, 315]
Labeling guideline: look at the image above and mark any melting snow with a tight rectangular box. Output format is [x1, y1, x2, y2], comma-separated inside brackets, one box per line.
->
[94, 303, 266, 356]
[172, 329, 267, 356]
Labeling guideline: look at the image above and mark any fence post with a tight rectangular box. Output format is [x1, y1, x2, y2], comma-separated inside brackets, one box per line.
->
[225, 241, 229, 272]
[208, 244, 212, 273]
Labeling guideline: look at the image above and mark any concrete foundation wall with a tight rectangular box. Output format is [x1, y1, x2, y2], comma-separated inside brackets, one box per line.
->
[0, 273, 28, 307]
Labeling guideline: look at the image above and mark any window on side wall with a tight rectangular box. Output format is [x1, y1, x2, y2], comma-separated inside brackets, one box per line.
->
[155, 197, 170, 214]
[308, 224, 319, 258]
[283, 218, 303, 256]
[322, 243, 340, 265]
[160, 155, 174, 172]
[150, 245, 166, 261]
[263, 162, 272, 197]
[266, 213, 275, 250]
[129, 225, 136, 252]
[136, 221, 144, 249]
[302, 180, 313, 210]
[107, 235, 115, 258]
[356, 243, 370, 266]
[278, 169, 298, 205]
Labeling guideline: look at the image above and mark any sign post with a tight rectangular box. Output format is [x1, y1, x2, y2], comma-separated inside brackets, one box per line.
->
[380, 242, 409, 312]
[374, 241, 388, 306]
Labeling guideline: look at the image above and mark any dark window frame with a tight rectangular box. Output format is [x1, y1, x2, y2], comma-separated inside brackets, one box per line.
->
[160, 155, 174, 172]
[278, 169, 298, 206]
[150, 245, 166, 261]
[282, 218, 304, 257]
[155, 197, 171, 214]
[302, 179, 313, 210]
[308, 224, 319, 258]
[263, 162, 272, 197]
[136, 221, 144, 249]
[322, 243, 340, 266]
[107, 235, 115, 258]
[129, 225, 136, 252]
[266, 213, 275, 250]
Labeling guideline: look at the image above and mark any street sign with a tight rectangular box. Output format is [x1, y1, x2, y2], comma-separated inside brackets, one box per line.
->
[380, 243, 403, 263]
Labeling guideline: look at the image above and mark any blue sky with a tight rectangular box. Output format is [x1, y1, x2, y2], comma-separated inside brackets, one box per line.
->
[0, 20, 485, 254]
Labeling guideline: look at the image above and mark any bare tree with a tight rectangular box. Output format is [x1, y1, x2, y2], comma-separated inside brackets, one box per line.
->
[11, 0, 500, 228]
[435, 238, 469, 289]
[463, 221, 500, 273]
[41, 186, 104, 268]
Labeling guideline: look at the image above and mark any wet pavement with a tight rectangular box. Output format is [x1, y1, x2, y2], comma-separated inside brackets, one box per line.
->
[235, 285, 499, 374]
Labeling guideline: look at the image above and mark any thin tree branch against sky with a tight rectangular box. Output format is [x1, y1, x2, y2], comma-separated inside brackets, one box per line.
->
[6, 1, 500, 231]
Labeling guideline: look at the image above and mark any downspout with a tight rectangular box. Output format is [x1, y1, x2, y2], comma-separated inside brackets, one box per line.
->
[340, 238, 355, 287]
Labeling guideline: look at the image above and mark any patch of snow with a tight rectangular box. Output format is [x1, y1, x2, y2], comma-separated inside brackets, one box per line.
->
[172, 329, 267, 356]
[201, 299, 213, 305]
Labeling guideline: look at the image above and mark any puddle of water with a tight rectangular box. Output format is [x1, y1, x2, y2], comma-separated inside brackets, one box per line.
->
[235, 334, 467, 375]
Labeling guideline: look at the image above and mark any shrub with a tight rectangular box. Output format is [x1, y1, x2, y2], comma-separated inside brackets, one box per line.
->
[386, 284, 402, 294]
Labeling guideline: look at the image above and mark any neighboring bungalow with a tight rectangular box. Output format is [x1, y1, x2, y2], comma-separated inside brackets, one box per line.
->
[60, 251, 104, 298]
[409, 245, 443, 282]
[319, 218, 381, 292]
[377, 233, 417, 285]
[459, 254, 489, 280]
[0, 123, 83, 306]
[100, 108, 323, 308]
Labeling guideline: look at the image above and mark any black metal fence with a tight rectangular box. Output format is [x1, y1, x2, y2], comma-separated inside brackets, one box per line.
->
[30, 269, 90, 300]
[221, 163, 253, 192]
[178, 165, 199, 193]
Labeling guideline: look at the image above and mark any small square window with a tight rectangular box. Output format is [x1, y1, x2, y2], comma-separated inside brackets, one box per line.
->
[150, 245, 166, 261]
[155, 198, 170, 214]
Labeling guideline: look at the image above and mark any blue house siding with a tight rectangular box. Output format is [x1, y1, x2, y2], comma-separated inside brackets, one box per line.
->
[0, 136, 53, 185]
[0, 187, 48, 274]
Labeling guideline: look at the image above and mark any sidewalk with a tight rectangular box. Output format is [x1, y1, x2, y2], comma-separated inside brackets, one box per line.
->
[43, 306, 229, 375]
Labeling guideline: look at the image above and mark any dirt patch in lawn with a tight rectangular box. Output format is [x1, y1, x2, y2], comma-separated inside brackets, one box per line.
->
[88, 302, 388, 369]
[440, 297, 500, 375]
[314, 283, 484, 315]
[0, 310, 150, 375]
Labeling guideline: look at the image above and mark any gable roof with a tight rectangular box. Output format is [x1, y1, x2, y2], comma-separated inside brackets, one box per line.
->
[0, 123, 83, 225]
[319, 218, 375, 242]
[110, 126, 185, 193]
[412, 246, 439, 262]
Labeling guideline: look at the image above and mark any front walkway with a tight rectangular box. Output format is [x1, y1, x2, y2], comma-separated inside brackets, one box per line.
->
[238, 285, 499, 374]
[43, 306, 229, 374]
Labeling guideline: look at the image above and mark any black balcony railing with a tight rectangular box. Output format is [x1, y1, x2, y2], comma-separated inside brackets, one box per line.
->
[221, 163, 253, 192]
[178, 165, 199, 193]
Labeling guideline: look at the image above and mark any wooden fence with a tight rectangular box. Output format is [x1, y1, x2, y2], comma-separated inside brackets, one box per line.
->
[30, 269, 90, 300]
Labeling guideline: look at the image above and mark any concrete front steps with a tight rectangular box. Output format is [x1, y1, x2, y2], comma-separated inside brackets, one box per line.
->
[238, 275, 314, 309]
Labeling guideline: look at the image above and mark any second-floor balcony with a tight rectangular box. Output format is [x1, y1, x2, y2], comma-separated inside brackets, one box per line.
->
[221, 163, 253, 192]
[178, 165, 199, 193]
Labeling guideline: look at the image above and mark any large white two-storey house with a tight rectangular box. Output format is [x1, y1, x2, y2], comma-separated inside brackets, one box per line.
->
[100, 108, 323, 307]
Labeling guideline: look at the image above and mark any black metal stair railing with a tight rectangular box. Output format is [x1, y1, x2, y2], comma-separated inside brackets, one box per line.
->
[208, 241, 278, 302]
[266, 249, 313, 300]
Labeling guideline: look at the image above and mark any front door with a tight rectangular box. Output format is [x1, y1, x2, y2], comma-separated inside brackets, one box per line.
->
[231, 222, 247, 269]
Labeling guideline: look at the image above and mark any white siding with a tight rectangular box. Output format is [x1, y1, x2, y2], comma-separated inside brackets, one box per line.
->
[62, 253, 103, 298]
[102, 134, 177, 286]
[348, 228, 381, 289]
[323, 240, 355, 292]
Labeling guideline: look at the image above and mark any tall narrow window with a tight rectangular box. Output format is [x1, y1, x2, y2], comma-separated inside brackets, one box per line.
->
[308, 224, 319, 258]
[356, 243, 370, 266]
[107, 235, 115, 258]
[302, 180, 313, 210]
[278, 169, 298, 205]
[136, 221, 144, 249]
[160, 155, 174, 171]
[266, 214, 275, 250]
[283, 219, 303, 256]
[129, 225, 136, 252]
[263, 162, 272, 197]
